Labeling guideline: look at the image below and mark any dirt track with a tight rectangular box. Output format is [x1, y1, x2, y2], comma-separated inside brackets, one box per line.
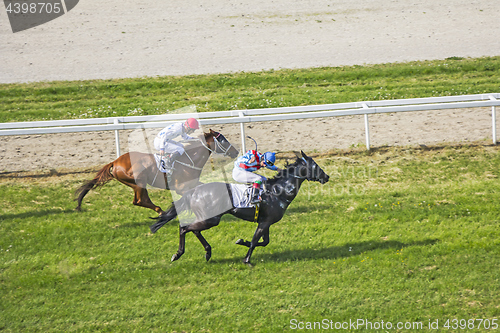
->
[0, 107, 497, 173]
[1, 0, 499, 83]
[0, 0, 499, 172]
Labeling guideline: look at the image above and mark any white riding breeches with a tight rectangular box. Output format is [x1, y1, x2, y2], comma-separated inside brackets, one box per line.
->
[232, 167, 267, 184]
[153, 138, 185, 155]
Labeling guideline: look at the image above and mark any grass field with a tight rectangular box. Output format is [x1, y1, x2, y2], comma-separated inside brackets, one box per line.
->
[0, 56, 499, 122]
[1, 144, 499, 332]
[1, 58, 499, 331]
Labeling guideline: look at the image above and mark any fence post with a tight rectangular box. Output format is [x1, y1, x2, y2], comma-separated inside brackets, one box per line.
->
[490, 96, 497, 145]
[362, 104, 370, 150]
[114, 118, 121, 157]
[493, 106, 497, 145]
[239, 111, 246, 153]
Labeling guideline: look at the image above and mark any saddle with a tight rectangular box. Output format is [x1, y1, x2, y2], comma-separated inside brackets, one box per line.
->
[154, 154, 174, 174]
[228, 183, 265, 222]
[229, 184, 263, 208]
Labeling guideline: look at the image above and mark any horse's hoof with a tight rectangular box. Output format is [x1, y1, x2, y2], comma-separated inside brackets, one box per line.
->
[205, 251, 212, 262]
[235, 239, 245, 245]
[171, 253, 179, 262]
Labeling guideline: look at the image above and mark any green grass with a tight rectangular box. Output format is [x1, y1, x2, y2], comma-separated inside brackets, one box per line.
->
[1, 59, 499, 331]
[1, 145, 499, 332]
[0, 56, 499, 122]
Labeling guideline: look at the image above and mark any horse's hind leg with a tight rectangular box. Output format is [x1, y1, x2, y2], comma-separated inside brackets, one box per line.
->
[172, 226, 187, 262]
[132, 186, 163, 214]
[193, 231, 212, 262]
[113, 158, 163, 214]
[171, 217, 221, 262]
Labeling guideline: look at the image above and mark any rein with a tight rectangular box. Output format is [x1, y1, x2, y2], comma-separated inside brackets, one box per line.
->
[285, 158, 310, 180]
[174, 158, 203, 171]
[269, 158, 316, 187]
[199, 134, 234, 157]
[170, 146, 203, 170]
[173, 133, 232, 171]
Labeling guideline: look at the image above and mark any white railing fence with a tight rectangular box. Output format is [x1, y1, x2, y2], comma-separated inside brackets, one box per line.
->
[1, 93, 499, 156]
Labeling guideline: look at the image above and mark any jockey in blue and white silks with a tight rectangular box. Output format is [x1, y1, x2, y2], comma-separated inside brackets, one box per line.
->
[153, 118, 199, 171]
[232, 150, 279, 203]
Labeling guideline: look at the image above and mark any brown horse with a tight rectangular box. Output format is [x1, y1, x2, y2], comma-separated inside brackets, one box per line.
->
[75, 129, 239, 214]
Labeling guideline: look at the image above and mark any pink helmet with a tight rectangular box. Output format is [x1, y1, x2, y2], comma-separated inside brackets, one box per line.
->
[185, 118, 199, 130]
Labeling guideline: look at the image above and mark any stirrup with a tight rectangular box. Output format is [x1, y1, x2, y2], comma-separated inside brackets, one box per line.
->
[251, 198, 261, 205]
[250, 192, 261, 204]
[161, 156, 173, 170]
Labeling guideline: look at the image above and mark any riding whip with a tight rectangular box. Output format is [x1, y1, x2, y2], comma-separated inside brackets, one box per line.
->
[246, 136, 258, 151]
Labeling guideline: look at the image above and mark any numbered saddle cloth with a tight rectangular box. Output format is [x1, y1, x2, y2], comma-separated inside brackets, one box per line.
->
[229, 184, 263, 208]
[153, 154, 170, 174]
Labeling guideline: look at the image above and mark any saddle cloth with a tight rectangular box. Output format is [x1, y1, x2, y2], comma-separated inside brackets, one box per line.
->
[229, 183, 264, 208]
[153, 154, 171, 173]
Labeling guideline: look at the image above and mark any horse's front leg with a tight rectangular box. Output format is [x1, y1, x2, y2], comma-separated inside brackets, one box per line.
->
[242, 225, 270, 265]
[236, 227, 269, 248]
[171, 226, 187, 262]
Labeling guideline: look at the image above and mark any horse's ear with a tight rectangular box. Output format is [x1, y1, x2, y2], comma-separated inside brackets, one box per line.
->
[301, 150, 309, 159]
[209, 129, 214, 134]
[293, 151, 302, 159]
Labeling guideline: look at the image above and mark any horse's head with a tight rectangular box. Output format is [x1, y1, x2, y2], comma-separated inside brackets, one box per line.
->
[205, 129, 239, 158]
[294, 151, 330, 184]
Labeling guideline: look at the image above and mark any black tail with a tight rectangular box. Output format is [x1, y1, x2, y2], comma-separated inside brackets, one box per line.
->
[74, 162, 114, 211]
[149, 196, 189, 233]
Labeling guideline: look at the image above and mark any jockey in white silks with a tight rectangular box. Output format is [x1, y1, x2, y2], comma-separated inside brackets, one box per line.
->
[232, 150, 280, 204]
[153, 118, 199, 172]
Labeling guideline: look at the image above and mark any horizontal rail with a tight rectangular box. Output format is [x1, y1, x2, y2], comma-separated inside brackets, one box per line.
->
[2, 93, 499, 130]
[1, 93, 499, 154]
[1, 94, 499, 136]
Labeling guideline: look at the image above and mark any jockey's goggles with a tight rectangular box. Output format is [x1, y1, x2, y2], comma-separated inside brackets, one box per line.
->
[264, 159, 274, 167]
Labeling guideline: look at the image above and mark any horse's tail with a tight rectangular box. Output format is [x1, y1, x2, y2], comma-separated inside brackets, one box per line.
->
[149, 195, 190, 233]
[74, 162, 114, 211]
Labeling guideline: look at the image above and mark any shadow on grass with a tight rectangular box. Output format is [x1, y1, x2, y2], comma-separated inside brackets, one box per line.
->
[332, 142, 497, 157]
[0, 168, 99, 180]
[115, 221, 153, 228]
[0, 208, 76, 221]
[211, 238, 439, 264]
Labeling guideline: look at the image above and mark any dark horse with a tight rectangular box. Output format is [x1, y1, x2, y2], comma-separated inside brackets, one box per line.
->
[150, 151, 330, 264]
[75, 129, 239, 214]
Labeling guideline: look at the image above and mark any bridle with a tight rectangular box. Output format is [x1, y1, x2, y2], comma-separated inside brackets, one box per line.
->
[172, 133, 234, 171]
[290, 158, 318, 181]
[200, 133, 235, 157]
[307, 158, 319, 181]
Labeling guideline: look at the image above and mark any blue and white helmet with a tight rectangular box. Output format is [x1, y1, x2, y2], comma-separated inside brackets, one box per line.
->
[262, 152, 277, 169]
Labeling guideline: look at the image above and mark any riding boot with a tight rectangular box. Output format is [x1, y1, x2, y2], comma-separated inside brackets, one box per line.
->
[250, 181, 262, 204]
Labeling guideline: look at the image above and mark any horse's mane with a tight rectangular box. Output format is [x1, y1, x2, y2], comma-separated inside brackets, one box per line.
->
[203, 131, 213, 140]
[265, 158, 303, 186]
